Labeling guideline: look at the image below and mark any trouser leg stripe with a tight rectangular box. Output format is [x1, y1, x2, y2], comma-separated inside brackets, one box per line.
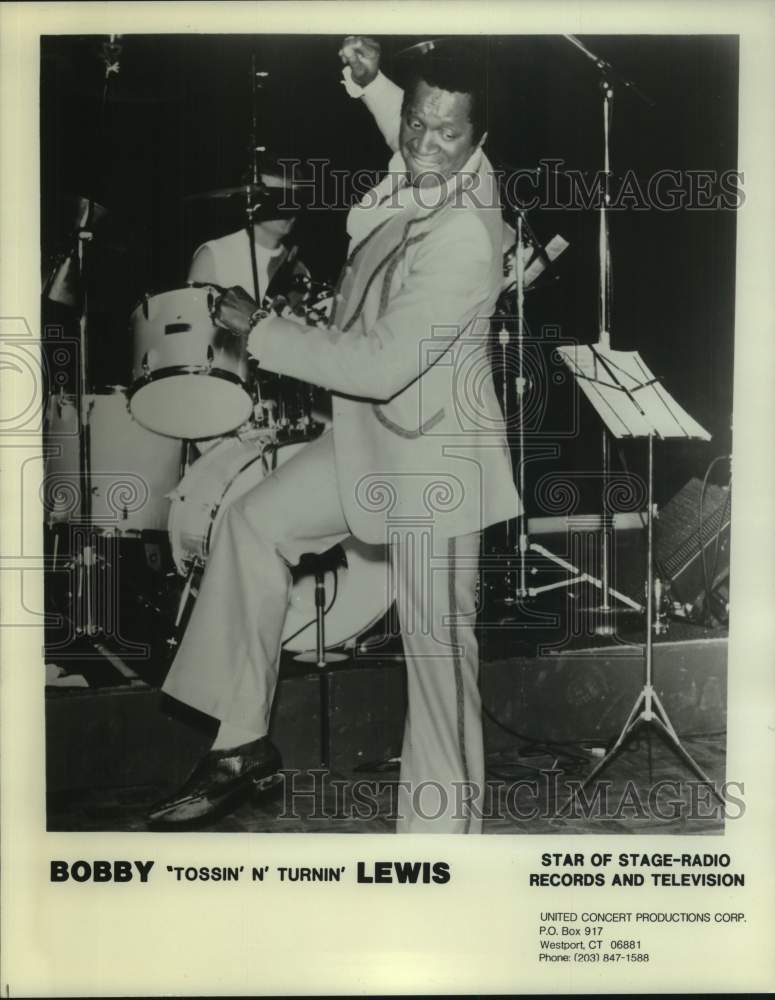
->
[448, 535, 471, 834]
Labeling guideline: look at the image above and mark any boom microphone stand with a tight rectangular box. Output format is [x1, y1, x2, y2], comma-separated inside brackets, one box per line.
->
[560, 35, 656, 633]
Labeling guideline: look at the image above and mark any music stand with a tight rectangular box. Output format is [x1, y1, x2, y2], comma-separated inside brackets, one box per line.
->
[555, 342, 725, 806]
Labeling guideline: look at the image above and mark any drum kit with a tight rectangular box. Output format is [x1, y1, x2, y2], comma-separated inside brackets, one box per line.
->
[43, 180, 387, 661]
[41, 38, 395, 664]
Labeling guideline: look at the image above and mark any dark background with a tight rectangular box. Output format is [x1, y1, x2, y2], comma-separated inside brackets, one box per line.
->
[40, 33, 738, 508]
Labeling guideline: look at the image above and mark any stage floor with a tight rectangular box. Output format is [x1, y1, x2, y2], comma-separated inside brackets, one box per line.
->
[45, 610, 729, 835]
[47, 729, 726, 835]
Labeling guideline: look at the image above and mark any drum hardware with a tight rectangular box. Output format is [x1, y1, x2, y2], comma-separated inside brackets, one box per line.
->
[394, 38, 441, 58]
[238, 279, 332, 444]
[292, 564, 347, 771]
[292, 567, 348, 667]
[42, 193, 103, 632]
[42, 196, 122, 308]
[172, 564, 199, 633]
[43, 42, 168, 642]
[181, 172, 300, 205]
[246, 52, 269, 303]
[184, 181, 274, 203]
[44, 36, 128, 583]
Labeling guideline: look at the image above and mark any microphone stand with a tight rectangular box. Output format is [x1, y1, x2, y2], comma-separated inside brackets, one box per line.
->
[563, 35, 655, 634]
[563, 34, 656, 109]
[597, 68, 614, 632]
[499, 210, 529, 605]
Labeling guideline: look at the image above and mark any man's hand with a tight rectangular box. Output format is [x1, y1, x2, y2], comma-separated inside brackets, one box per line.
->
[339, 36, 381, 88]
[210, 285, 258, 338]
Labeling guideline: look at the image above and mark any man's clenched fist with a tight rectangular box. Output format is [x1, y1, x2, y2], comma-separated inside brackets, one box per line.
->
[339, 36, 381, 88]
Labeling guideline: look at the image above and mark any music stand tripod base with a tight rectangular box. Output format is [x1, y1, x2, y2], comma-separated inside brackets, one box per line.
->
[568, 676, 724, 812]
[553, 345, 725, 810]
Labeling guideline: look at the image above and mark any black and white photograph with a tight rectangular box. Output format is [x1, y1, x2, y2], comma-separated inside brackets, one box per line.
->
[39, 28, 738, 836]
[1, 2, 774, 995]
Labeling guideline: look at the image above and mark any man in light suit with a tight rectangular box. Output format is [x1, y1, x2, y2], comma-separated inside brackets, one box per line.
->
[151, 39, 519, 833]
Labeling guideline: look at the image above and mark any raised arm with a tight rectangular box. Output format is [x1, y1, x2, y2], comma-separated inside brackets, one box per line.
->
[339, 36, 404, 153]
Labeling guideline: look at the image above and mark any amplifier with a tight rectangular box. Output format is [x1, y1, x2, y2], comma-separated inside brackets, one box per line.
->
[656, 477, 731, 605]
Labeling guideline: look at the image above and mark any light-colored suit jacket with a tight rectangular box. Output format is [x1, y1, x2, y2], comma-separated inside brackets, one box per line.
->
[248, 74, 519, 543]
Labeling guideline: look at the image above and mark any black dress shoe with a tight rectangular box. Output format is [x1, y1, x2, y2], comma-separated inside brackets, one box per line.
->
[147, 736, 282, 827]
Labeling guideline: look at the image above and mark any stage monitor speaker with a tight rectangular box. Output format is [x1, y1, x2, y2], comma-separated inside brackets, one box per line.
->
[656, 477, 731, 606]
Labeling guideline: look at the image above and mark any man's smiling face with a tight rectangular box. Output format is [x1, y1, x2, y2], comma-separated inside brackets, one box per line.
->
[399, 78, 480, 188]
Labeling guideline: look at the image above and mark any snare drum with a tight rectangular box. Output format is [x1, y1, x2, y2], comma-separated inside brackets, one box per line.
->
[128, 285, 253, 440]
[44, 389, 183, 533]
[168, 435, 390, 652]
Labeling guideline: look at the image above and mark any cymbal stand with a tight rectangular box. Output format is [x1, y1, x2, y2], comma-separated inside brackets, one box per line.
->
[60, 36, 128, 637]
[71, 210, 98, 636]
[245, 53, 269, 304]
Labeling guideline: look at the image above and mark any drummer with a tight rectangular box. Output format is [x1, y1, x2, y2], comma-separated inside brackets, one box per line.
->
[187, 157, 310, 308]
[188, 158, 321, 436]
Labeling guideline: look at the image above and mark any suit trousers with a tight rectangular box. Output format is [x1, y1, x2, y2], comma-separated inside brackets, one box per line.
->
[162, 430, 484, 833]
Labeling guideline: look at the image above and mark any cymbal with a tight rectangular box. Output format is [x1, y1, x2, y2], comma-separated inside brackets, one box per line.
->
[184, 174, 299, 203]
[394, 37, 487, 61]
[43, 252, 80, 307]
[60, 194, 110, 231]
[395, 39, 440, 58]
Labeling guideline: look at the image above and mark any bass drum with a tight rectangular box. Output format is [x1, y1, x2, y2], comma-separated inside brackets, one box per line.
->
[167, 434, 391, 652]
